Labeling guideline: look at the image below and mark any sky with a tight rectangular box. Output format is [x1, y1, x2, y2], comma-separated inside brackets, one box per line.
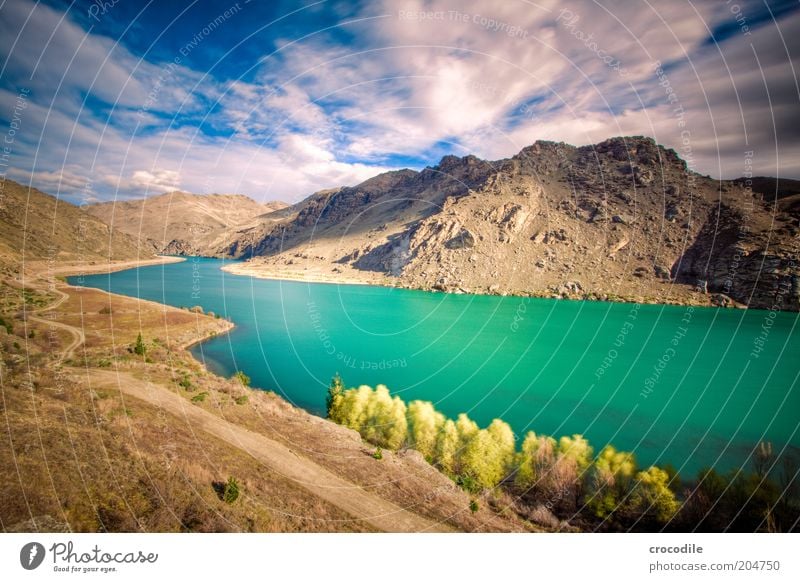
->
[0, 0, 798, 204]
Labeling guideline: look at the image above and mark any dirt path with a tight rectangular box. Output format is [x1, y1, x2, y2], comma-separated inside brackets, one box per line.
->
[83, 368, 450, 533]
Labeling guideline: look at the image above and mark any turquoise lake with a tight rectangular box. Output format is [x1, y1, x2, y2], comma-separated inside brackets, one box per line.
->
[70, 257, 800, 477]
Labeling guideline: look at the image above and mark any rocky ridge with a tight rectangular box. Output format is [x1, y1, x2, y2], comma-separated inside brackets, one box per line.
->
[223, 137, 799, 311]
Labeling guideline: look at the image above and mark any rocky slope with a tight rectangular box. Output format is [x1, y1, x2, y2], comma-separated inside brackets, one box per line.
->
[222, 137, 799, 311]
[0, 179, 145, 271]
[86, 191, 287, 255]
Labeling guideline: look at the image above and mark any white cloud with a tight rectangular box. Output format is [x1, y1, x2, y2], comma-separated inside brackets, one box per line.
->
[126, 169, 182, 192]
[2, 0, 798, 206]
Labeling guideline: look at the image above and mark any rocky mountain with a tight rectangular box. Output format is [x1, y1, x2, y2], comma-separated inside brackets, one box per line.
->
[0, 179, 145, 271]
[86, 191, 287, 255]
[221, 137, 799, 311]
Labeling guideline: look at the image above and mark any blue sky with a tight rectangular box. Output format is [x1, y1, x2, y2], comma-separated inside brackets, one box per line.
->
[1, 0, 798, 203]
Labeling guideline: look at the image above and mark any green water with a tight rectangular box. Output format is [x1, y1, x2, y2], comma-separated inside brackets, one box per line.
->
[70, 257, 800, 477]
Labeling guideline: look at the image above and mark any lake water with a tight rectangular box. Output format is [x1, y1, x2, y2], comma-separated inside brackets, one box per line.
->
[70, 257, 800, 477]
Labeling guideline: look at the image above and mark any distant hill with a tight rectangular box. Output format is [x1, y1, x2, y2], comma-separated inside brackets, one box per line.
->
[0, 179, 145, 271]
[732, 176, 800, 201]
[86, 191, 287, 255]
[220, 137, 799, 311]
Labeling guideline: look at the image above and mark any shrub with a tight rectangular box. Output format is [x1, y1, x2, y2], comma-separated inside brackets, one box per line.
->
[469, 500, 479, 513]
[456, 474, 481, 494]
[407, 400, 445, 459]
[191, 392, 208, 403]
[460, 419, 516, 489]
[360, 385, 407, 450]
[585, 445, 637, 519]
[222, 477, 240, 504]
[515, 432, 557, 491]
[558, 434, 593, 471]
[434, 419, 459, 474]
[232, 370, 251, 386]
[235, 395, 249, 405]
[337, 385, 372, 429]
[133, 333, 146, 356]
[628, 466, 679, 523]
[323, 380, 695, 526]
[332, 384, 407, 450]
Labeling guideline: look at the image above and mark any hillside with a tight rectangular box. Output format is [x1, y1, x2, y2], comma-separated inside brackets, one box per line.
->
[222, 137, 799, 311]
[0, 179, 145, 271]
[86, 191, 287, 255]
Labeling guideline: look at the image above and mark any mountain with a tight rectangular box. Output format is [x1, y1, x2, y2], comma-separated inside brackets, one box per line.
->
[220, 137, 799, 311]
[86, 191, 287, 255]
[732, 176, 800, 201]
[0, 179, 145, 271]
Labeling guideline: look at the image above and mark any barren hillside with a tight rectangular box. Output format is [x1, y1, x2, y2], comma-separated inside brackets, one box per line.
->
[86, 191, 287, 255]
[222, 137, 799, 311]
[0, 179, 145, 271]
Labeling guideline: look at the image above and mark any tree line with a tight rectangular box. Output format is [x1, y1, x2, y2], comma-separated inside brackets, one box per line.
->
[326, 375, 798, 531]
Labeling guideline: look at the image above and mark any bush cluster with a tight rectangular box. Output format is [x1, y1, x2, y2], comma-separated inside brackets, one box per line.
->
[326, 377, 798, 531]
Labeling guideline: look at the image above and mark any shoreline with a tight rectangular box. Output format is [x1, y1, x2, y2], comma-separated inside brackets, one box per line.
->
[38, 254, 236, 367]
[220, 257, 766, 312]
[221, 259, 379, 287]
[52, 254, 186, 277]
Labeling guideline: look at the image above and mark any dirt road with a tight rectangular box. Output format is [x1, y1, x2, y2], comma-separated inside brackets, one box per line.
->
[84, 368, 450, 532]
[29, 293, 85, 364]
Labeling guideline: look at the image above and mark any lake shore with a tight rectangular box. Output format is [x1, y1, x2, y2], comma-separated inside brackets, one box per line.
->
[222, 258, 384, 286]
[22, 254, 186, 279]
[221, 255, 753, 311]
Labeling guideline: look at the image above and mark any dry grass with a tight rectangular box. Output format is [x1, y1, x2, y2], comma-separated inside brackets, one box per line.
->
[57, 286, 232, 354]
[0, 349, 371, 532]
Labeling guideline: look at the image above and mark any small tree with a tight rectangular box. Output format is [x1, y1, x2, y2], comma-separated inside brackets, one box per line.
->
[585, 445, 637, 519]
[223, 477, 240, 504]
[434, 419, 459, 474]
[407, 400, 445, 458]
[326, 374, 344, 420]
[133, 333, 146, 356]
[628, 466, 680, 523]
[516, 432, 553, 491]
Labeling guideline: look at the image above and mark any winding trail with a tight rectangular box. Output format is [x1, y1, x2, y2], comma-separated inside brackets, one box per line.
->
[29, 285, 84, 364]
